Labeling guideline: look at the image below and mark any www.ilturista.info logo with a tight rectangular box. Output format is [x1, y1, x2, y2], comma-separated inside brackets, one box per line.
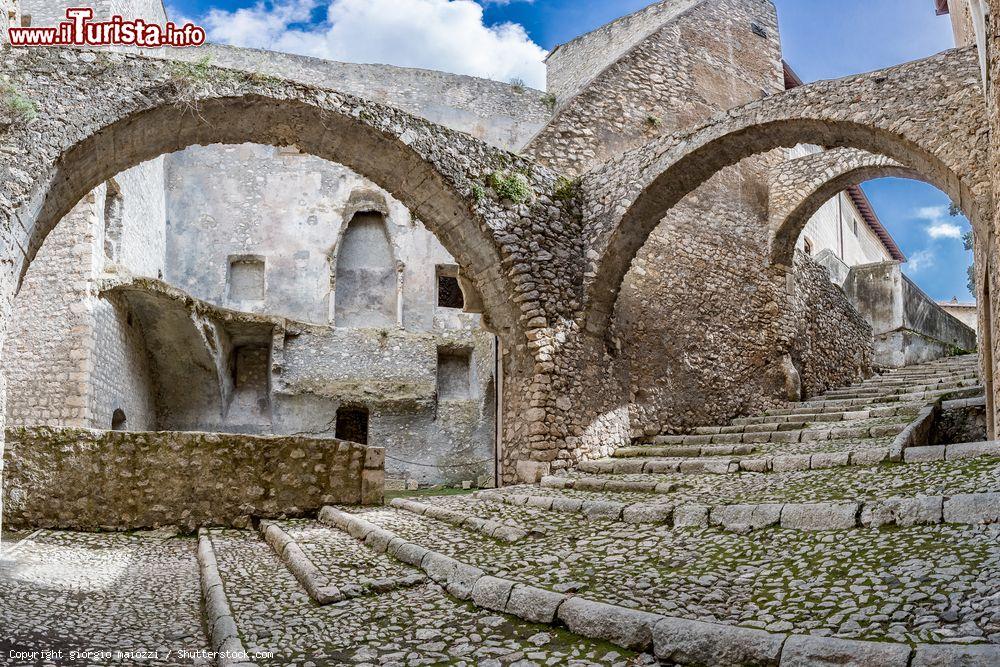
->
[8, 8, 206, 47]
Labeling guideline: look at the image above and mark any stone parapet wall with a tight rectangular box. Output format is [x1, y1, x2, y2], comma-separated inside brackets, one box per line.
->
[544, 0, 701, 104]
[2, 427, 384, 530]
[148, 44, 549, 153]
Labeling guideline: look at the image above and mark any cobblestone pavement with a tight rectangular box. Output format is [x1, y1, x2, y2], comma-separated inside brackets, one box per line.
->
[0, 530, 208, 666]
[2, 355, 997, 661]
[209, 528, 646, 666]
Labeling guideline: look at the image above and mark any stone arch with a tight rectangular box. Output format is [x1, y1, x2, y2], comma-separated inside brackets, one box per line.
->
[0, 48, 562, 340]
[581, 47, 990, 336]
[767, 148, 927, 267]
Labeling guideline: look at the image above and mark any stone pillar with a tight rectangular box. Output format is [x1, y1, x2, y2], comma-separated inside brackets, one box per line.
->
[360, 446, 385, 505]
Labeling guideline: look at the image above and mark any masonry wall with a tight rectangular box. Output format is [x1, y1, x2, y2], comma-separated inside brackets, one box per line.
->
[153, 43, 549, 153]
[524, 0, 875, 446]
[2, 426, 382, 530]
[5, 158, 165, 431]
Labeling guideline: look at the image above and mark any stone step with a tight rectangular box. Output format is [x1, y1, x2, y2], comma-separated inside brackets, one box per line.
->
[732, 404, 921, 425]
[774, 385, 982, 412]
[623, 422, 904, 451]
[613, 443, 756, 458]
[819, 378, 977, 398]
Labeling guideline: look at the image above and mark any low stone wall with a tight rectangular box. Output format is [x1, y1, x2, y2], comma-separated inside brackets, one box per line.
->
[2, 427, 384, 531]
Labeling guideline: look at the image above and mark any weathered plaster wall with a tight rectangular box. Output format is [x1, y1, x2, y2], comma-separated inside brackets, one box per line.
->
[2, 426, 384, 530]
[843, 261, 977, 367]
[162, 144, 497, 484]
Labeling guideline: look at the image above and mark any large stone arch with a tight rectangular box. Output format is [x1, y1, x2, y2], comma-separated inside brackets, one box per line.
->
[581, 46, 990, 336]
[767, 148, 925, 267]
[0, 46, 587, 490]
[0, 47, 572, 340]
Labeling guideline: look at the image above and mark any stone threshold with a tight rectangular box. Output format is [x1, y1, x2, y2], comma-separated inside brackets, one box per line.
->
[198, 529, 257, 667]
[315, 506, 996, 666]
[388, 498, 532, 542]
[476, 489, 1000, 532]
[258, 520, 425, 604]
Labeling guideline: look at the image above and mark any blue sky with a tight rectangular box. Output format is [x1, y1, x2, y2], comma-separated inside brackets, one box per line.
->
[170, 0, 973, 301]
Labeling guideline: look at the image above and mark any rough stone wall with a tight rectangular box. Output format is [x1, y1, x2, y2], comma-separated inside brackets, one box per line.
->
[2, 426, 383, 530]
[1, 0, 19, 35]
[5, 198, 95, 428]
[544, 0, 702, 104]
[526, 0, 783, 176]
[614, 165, 874, 436]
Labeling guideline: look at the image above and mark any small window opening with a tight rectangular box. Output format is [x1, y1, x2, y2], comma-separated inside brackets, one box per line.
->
[335, 405, 369, 445]
[111, 408, 127, 431]
[103, 179, 124, 263]
[437, 265, 464, 309]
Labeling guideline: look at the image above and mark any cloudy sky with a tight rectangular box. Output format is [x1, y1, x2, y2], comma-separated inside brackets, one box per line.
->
[166, 0, 973, 301]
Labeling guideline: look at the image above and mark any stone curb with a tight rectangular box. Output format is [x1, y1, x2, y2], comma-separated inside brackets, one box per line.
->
[477, 490, 1000, 533]
[258, 519, 425, 603]
[258, 520, 345, 604]
[888, 401, 940, 461]
[197, 529, 257, 667]
[388, 497, 530, 542]
[315, 507, 997, 665]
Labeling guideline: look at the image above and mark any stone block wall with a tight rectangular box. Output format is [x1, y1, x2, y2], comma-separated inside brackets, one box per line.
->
[2, 426, 383, 531]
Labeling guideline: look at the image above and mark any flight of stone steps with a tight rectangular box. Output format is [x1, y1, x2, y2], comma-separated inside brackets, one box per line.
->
[2, 355, 998, 666]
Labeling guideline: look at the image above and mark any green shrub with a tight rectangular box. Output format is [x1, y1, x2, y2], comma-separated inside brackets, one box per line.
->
[488, 170, 531, 203]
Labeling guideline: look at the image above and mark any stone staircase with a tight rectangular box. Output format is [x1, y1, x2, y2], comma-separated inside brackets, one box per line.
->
[3, 355, 998, 666]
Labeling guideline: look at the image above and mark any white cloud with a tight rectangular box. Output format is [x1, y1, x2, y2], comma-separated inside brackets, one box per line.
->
[905, 248, 936, 274]
[187, 0, 547, 88]
[927, 221, 962, 239]
[915, 205, 963, 240]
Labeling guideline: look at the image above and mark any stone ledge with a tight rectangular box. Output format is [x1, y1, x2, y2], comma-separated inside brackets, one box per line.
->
[388, 497, 530, 542]
[197, 529, 257, 667]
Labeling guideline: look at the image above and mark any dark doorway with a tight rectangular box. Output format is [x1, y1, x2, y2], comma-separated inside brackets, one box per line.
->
[335, 405, 369, 445]
[111, 408, 127, 431]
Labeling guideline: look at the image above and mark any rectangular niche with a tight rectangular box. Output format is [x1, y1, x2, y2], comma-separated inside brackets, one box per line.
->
[228, 255, 266, 303]
[437, 347, 473, 399]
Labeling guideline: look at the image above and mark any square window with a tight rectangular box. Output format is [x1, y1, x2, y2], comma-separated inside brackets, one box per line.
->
[436, 265, 464, 309]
